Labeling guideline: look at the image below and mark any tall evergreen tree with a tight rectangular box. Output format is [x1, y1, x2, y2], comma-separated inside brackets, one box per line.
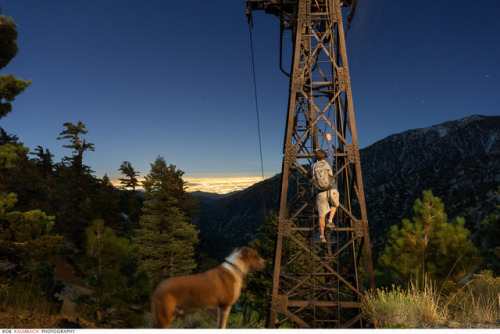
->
[55, 121, 95, 247]
[0, 142, 28, 173]
[378, 190, 481, 285]
[93, 174, 128, 237]
[26, 146, 56, 214]
[0, 128, 28, 175]
[476, 186, 500, 275]
[0, 9, 62, 315]
[241, 211, 278, 319]
[0, 192, 63, 313]
[118, 161, 143, 235]
[142, 156, 198, 221]
[0, 192, 61, 265]
[133, 156, 199, 286]
[0, 141, 57, 215]
[0, 11, 31, 120]
[57, 121, 95, 167]
[0, 10, 31, 193]
[119, 161, 140, 191]
[78, 219, 151, 327]
[0, 128, 18, 144]
[30, 146, 54, 177]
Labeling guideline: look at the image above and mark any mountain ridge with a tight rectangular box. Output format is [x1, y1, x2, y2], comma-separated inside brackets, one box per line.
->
[197, 115, 500, 258]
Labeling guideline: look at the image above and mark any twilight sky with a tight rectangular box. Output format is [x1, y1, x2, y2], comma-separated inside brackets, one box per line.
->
[1, 1, 499, 180]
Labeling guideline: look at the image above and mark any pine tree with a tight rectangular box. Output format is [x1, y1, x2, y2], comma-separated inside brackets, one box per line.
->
[26, 146, 56, 214]
[0, 142, 28, 172]
[118, 161, 143, 235]
[378, 190, 481, 285]
[0, 10, 62, 314]
[142, 156, 198, 221]
[0, 12, 18, 69]
[242, 211, 278, 317]
[133, 156, 199, 286]
[476, 186, 500, 275]
[57, 121, 95, 167]
[93, 174, 128, 237]
[118, 161, 140, 191]
[30, 146, 55, 177]
[0, 129, 46, 214]
[0, 192, 61, 264]
[55, 121, 95, 246]
[0, 192, 63, 314]
[78, 219, 151, 327]
[0, 12, 31, 120]
[0, 128, 28, 172]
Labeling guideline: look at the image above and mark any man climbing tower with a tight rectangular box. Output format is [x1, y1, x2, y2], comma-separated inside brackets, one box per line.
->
[311, 134, 339, 243]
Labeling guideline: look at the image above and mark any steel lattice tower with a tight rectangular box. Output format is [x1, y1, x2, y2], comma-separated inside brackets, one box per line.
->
[246, 0, 375, 328]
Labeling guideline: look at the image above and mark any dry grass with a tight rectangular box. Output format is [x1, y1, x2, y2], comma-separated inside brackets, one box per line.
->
[0, 282, 60, 316]
[411, 280, 447, 327]
[363, 281, 447, 328]
[363, 271, 500, 328]
[445, 271, 500, 326]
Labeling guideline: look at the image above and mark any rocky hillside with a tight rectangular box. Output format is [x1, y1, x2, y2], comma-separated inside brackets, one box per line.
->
[195, 174, 281, 258]
[362, 115, 500, 255]
[197, 115, 500, 258]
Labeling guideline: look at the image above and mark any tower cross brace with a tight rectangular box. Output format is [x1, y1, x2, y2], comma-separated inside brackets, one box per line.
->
[246, 0, 375, 328]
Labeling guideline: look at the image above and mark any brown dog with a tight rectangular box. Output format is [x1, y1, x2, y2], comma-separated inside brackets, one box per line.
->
[151, 246, 266, 328]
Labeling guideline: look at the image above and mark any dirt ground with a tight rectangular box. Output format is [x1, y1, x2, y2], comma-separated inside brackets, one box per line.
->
[0, 310, 97, 328]
[0, 257, 96, 329]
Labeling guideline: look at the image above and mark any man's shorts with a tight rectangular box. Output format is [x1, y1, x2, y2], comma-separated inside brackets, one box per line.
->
[316, 189, 339, 217]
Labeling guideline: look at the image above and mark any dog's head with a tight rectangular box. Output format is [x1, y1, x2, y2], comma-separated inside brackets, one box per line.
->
[238, 246, 266, 271]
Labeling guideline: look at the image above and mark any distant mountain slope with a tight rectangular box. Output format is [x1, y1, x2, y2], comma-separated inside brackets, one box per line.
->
[198, 115, 500, 258]
[362, 115, 500, 254]
[190, 190, 239, 206]
[197, 175, 281, 257]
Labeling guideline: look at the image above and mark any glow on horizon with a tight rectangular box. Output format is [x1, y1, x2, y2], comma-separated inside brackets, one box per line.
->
[109, 176, 269, 194]
[184, 176, 268, 194]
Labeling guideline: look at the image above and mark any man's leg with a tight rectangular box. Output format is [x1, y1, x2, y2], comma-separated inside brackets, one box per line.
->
[316, 192, 328, 242]
[319, 215, 326, 237]
[328, 206, 337, 223]
[326, 189, 340, 229]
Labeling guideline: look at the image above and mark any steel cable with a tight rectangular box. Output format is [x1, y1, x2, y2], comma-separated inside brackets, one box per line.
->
[248, 17, 265, 180]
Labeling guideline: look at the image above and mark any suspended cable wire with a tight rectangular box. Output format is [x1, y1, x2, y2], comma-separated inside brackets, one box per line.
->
[248, 14, 265, 180]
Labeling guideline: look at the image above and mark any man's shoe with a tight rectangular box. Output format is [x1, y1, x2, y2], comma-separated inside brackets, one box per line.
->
[316, 235, 326, 243]
[326, 221, 335, 230]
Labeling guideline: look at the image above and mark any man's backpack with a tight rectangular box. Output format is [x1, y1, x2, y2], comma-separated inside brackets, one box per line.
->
[312, 160, 335, 191]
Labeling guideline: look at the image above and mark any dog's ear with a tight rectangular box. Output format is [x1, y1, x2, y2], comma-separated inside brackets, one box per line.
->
[240, 247, 250, 259]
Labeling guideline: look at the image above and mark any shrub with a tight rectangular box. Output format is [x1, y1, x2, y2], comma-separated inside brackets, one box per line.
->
[0, 281, 61, 315]
[446, 270, 500, 326]
[170, 309, 215, 328]
[378, 191, 481, 286]
[363, 281, 446, 328]
[228, 306, 265, 328]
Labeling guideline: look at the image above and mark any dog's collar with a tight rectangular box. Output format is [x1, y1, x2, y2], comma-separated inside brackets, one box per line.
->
[224, 260, 244, 277]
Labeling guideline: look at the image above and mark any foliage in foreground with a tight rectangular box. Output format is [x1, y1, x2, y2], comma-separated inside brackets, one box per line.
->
[0, 192, 63, 315]
[475, 186, 500, 276]
[378, 190, 481, 286]
[363, 271, 500, 328]
[77, 220, 151, 328]
[446, 270, 500, 326]
[363, 281, 446, 328]
[133, 156, 199, 287]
